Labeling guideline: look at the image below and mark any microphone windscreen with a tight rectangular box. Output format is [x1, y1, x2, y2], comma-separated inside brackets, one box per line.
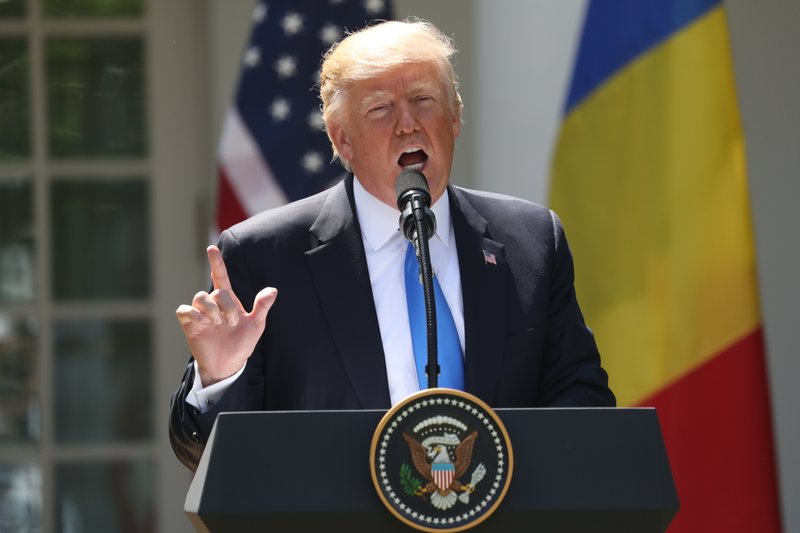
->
[395, 169, 430, 209]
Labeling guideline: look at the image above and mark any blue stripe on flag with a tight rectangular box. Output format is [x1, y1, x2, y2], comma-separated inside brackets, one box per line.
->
[564, 0, 719, 114]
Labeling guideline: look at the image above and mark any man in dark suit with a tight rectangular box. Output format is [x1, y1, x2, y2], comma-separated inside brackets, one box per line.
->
[170, 19, 614, 471]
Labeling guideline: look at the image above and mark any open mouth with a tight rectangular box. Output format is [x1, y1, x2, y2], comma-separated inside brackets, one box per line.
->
[398, 148, 428, 171]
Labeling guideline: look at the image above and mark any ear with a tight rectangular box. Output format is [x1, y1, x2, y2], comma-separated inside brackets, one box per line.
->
[451, 112, 461, 140]
[328, 120, 354, 162]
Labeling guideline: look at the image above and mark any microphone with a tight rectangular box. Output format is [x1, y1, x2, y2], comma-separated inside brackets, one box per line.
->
[396, 169, 440, 388]
[395, 169, 436, 243]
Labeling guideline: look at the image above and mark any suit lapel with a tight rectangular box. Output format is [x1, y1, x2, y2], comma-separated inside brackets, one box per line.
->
[305, 177, 391, 409]
[449, 187, 508, 405]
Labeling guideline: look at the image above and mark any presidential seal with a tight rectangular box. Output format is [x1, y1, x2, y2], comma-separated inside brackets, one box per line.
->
[370, 388, 513, 532]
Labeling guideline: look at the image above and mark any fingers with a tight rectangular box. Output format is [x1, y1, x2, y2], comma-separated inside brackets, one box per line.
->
[249, 287, 278, 325]
[207, 245, 233, 292]
[175, 304, 211, 327]
[214, 288, 243, 326]
[190, 289, 242, 327]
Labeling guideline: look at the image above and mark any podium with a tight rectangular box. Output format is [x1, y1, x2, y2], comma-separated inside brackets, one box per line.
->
[185, 408, 678, 532]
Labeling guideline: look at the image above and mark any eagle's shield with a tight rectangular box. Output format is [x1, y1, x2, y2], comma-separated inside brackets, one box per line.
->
[431, 463, 455, 491]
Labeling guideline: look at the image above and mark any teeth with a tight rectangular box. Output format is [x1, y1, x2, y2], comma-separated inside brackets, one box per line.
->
[399, 147, 425, 171]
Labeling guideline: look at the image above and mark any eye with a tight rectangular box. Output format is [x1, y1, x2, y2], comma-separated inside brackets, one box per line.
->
[413, 94, 436, 108]
[366, 103, 390, 117]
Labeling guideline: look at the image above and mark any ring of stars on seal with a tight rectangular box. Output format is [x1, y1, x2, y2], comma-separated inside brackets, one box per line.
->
[370, 388, 514, 532]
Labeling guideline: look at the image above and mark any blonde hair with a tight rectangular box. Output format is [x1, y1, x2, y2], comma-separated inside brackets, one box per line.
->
[319, 18, 463, 165]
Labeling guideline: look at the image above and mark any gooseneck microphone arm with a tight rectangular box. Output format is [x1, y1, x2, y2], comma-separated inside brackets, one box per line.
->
[396, 170, 439, 389]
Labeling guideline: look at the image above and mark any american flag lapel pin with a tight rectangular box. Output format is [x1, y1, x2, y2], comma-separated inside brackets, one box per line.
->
[483, 250, 497, 265]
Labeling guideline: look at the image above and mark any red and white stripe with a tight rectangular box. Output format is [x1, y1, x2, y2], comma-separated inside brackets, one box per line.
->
[215, 109, 288, 234]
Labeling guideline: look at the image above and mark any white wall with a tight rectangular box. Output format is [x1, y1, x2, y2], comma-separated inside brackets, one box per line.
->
[205, 2, 798, 531]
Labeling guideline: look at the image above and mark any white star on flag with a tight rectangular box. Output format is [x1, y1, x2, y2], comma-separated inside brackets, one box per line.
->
[242, 46, 261, 68]
[318, 23, 341, 45]
[301, 151, 325, 174]
[252, 2, 268, 23]
[270, 97, 291, 121]
[364, 0, 386, 15]
[281, 12, 304, 36]
[274, 54, 298, 78]
[307, 110, 325, 132]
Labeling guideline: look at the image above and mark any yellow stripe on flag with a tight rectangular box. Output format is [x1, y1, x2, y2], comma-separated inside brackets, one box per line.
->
[550, 7, 760, 406]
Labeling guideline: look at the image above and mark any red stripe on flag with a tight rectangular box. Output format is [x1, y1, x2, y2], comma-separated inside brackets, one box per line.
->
[640, 328, 782, 532]
[215, 167, 248, 233]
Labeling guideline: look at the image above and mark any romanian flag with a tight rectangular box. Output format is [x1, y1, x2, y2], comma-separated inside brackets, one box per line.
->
[550, 1, 782, 531]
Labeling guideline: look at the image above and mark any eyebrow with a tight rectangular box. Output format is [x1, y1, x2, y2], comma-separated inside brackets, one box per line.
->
[358, 79, 442, 114]
[358, 91, 392, 114]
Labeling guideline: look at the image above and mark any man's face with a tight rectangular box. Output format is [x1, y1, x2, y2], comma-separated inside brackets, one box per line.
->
[329, 62, 461, 207]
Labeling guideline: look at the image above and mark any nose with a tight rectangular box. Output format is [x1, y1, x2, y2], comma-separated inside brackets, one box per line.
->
[395, 101, 420, 135]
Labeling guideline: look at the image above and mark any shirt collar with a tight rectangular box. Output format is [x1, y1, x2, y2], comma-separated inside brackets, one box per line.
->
[353, 175, 452, 252]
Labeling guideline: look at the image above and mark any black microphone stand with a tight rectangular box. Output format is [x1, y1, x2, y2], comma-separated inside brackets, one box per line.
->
[397, 169, 440, 389]
[410, 213, 439, 389]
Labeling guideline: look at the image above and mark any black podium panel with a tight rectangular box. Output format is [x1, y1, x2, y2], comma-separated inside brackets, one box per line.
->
[185, 408, 678, 532]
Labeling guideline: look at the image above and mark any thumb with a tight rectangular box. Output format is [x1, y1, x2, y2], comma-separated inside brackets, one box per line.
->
[249, 287, 278, 325]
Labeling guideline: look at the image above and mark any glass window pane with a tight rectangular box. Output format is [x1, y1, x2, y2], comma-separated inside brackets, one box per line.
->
[47, 37, 145, 158]
[0, 0, 26, 18]
[0, 463, 42, 532]
[0, 314, 39, 443]
[51, 179, 149, 300]
[0, 39, 31, 159]
[57, 461, 152, 533]
[0, 179, 34, 301]
[54, 319, 151, 443]
[45, 0, 141, 17]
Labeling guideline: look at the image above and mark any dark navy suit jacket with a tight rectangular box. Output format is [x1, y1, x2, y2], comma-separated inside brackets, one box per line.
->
[170, 176, 614, 470]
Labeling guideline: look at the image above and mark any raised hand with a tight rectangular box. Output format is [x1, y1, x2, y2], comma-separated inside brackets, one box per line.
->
[175, 245, 277, 386]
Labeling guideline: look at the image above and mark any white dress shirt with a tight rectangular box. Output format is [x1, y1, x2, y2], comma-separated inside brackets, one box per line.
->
[186, 176, 464, 411]
[353, 177, 465, 404]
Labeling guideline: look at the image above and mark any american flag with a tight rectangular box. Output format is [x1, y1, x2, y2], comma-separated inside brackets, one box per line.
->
[215, 0, 393, 233]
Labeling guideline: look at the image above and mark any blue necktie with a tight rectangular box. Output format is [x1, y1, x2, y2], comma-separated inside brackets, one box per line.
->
[404, 242, 464, 390]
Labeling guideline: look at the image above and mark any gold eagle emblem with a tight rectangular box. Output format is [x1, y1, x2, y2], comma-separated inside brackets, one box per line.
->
[402, 431, 487, 510]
